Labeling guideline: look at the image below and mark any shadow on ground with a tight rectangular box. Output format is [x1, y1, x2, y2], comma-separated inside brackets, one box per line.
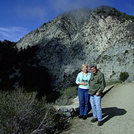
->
[102, 85, 114, 98]
[102, 107, 127, 123]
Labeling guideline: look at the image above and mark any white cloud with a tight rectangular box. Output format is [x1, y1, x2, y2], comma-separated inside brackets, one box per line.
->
[0, 27, 30, 42]
[15, 0, 110, 21]
[47, 0, 109, 15]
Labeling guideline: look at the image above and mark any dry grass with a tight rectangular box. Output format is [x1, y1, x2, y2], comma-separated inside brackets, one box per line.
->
[0, 89, 70, 134]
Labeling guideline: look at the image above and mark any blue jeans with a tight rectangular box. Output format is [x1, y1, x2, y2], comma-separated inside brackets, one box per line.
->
[90, 95, 102, 121]
[78, 88, 89, 116]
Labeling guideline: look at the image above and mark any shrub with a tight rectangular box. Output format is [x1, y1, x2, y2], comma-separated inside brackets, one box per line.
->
[119, 72, 129, 82]
[0, 89, 70, 134]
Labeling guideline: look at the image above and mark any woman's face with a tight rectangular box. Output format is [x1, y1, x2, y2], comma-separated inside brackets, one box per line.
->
[82, 66, 88, 73]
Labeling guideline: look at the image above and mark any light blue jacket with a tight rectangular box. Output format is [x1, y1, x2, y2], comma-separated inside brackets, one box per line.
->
[76, 72, 91, 89]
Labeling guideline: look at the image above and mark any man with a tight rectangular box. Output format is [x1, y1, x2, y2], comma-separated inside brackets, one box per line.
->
[89, 64, 106, 126]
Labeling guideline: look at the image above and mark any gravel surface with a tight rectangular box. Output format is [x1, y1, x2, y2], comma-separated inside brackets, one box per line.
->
[61, 82, 134, 134]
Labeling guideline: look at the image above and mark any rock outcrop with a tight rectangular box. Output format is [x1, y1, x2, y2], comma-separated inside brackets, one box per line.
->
[16, 6, 134, 91]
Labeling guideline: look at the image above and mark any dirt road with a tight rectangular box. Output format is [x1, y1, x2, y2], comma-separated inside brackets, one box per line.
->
[61, 82, 134, 134]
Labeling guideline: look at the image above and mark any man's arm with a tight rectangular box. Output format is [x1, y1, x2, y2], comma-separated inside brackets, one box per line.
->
[96, 73, 106, 95]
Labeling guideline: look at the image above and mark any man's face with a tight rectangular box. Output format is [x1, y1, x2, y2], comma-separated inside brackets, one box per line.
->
[90, 67, 97, 74]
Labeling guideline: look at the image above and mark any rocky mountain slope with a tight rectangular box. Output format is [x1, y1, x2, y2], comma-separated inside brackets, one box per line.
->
[16, 6, 134, 91]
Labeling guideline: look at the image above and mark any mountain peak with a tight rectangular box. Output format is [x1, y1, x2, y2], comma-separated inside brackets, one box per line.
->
[60, 7, 92, 25]
[16, 6, 134, 90]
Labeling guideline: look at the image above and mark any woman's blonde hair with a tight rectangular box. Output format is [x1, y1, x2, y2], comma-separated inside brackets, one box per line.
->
[82, 64, 88, 69]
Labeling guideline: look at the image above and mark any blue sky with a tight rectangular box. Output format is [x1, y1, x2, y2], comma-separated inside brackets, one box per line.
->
[0, 0, 134, 42]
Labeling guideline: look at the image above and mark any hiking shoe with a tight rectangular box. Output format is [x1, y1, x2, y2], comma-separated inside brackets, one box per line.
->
[91, 118, 97, 122]
[83, 116, 88, 120]
[97, 121, 103, 126]
[78, 115, 83, 119]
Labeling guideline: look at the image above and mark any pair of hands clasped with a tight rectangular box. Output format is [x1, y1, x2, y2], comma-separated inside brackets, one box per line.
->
[80, 82, 88, 86]
[79, 82, 99, 96]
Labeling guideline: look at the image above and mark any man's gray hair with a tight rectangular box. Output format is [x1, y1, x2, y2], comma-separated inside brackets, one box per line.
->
[90, 64, 97, 68]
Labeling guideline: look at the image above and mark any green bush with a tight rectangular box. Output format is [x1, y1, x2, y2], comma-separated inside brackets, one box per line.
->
[119, 72, 129, 82]
[0, 89, 70, 134]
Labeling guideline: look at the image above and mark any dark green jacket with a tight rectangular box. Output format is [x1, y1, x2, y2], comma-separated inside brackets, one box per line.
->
[89, 70, 106, 95]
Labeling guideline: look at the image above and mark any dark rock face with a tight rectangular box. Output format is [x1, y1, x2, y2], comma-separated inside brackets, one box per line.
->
[16, 6, 134, 91]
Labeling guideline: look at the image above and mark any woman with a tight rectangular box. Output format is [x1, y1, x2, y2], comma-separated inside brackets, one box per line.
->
[76, 64, 91, 120]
